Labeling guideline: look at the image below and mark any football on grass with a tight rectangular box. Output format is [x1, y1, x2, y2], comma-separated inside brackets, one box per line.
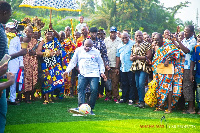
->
[79, 104, 91, 115]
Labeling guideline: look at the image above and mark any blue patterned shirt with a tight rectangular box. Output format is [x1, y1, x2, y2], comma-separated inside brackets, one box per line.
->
[93, 38, 109, 66]
[191, 45, 200, 79]
[116, 40, 135, 72]
[0, 23, 8, 60]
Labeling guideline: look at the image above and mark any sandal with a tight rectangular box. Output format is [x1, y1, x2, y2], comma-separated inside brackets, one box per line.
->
[164, 109, 172, 114]
[49, 99, 54, 103]
[182, 110, 196, 114]
[154, 107, 162, 111]
[43, 100, 49, 104]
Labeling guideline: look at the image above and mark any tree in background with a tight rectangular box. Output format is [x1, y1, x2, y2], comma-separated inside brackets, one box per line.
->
[88, 0, 116, 30]
[89, 0, 191, 35]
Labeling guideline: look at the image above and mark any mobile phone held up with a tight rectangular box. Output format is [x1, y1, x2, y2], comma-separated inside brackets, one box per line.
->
[0, 54, 11, 66]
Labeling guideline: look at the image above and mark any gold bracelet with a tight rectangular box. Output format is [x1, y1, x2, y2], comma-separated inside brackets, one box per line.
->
[46, 49, 51, 57]
[46, 50, 50, 57]
[43, 50, 50, 57]
[42, 52, 46, 57]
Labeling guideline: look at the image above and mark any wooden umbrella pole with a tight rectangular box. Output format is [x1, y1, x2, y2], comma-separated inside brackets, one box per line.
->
[70, 19, 74, 40]
[50, 9, 52, 24]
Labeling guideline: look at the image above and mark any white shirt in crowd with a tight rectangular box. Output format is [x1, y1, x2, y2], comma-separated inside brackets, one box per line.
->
[65, 46, 105, 77]
[8, 36, 23, 73]
[76, 23, 87, 33]
[182, 35, 196, 69]
[104, 36, 122, 67]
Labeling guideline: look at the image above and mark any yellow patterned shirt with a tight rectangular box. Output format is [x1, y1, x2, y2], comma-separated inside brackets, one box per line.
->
[130, 41, 152, 73]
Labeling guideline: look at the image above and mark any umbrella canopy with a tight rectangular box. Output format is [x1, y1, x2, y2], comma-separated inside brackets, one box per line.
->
[19, 0, 81, 23]
[19, 0, 81, 12]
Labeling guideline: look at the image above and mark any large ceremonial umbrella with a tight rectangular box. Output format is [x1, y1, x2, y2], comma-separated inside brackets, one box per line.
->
[19, 0, 81, 23]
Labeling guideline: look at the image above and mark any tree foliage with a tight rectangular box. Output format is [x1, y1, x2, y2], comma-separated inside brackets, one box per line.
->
[87, 0, 191, 35]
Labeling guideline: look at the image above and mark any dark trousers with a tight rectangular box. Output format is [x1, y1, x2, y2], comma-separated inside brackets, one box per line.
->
[120, 71, 136, 102]
[6, 87, 10, 98]
[98, 77, 105, 95]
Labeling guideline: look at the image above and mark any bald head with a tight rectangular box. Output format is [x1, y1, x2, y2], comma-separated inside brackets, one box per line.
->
[143, 32, 147, 36]
[84, 39, 93, 52]
[152, 32, 158, 38]
[135, 30, 143, 43]
[135, 30, 142, 35]
[84, 39, 93, 45]
[144, 34, 151, 43]
[154, 33, 163, 47]
[121, 32, 129, 44]
[164, 29, 170, 33]
[121, 32, 129, 37]
[81, 26, 88, 37]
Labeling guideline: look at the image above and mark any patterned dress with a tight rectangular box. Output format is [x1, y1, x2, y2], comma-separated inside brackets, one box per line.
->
[41, 38, 64, 97]
[23, 38, 38, 92]
[172, 49, 185, 105]
[152, 39, 182, 108]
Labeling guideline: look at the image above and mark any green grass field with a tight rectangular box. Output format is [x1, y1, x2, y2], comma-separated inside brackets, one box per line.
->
[5, 97, 200, 133]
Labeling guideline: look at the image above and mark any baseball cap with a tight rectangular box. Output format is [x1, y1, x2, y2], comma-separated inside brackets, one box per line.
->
[6, 22, 15, 29]
[110, 26, 117, 32]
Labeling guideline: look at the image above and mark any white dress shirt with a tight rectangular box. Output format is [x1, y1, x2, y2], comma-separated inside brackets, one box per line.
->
[8, 36, 23, 73]
[76, 23, 87, 33]
[65, 46, 105, 77]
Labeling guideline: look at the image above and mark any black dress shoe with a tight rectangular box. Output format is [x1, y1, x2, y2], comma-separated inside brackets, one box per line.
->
[9, 101, 20, 105]
[138, 102, 145, 108]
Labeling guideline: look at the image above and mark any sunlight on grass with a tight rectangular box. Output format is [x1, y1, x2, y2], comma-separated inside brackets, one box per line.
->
[5, 118, 200, 133]
[5, 98, 200, 132]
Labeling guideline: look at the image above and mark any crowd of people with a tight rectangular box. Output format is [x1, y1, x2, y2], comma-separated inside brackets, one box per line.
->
[0, 1, 200, 132]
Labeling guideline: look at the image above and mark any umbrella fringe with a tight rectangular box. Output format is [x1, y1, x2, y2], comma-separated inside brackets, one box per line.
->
[19, 4, 81, 12]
